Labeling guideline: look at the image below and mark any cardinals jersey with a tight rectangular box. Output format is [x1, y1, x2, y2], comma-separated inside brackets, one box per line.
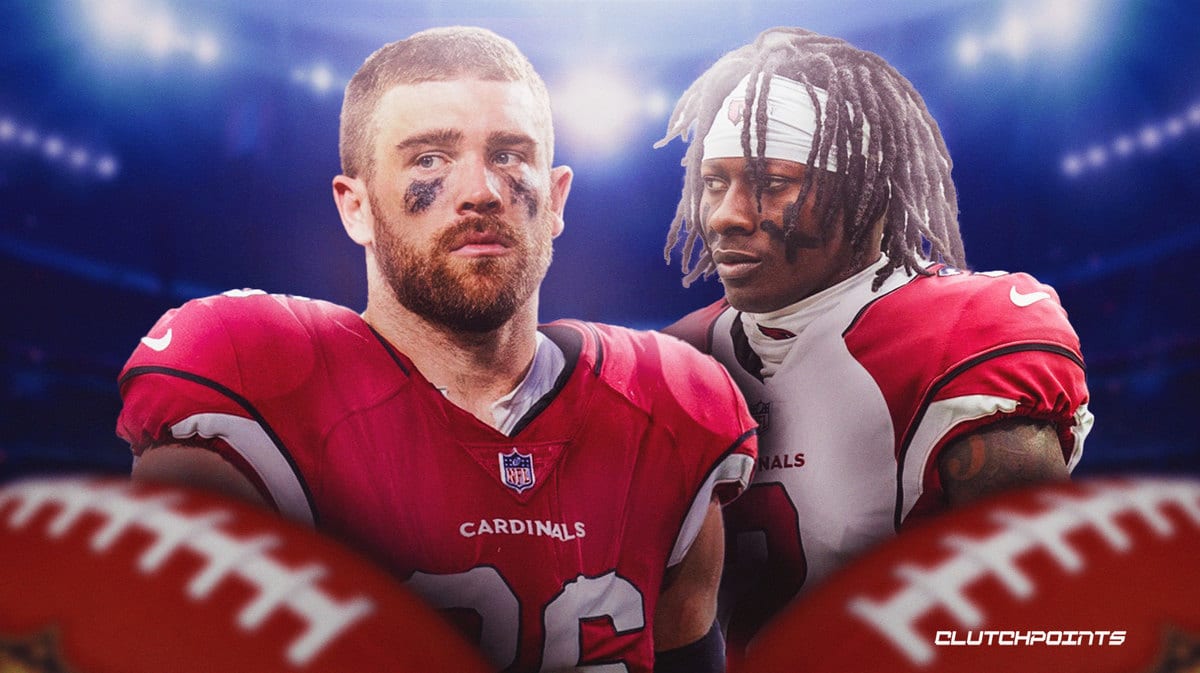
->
[664, 263, 1092, 656]
[118, 290, 757, 673]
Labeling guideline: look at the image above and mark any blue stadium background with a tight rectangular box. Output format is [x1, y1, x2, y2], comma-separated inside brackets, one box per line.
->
[2, 0, 1197, 481]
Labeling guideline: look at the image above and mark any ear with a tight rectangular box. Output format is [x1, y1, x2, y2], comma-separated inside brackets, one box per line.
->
[332, 174, 374, 246]
[546, 165, 573, 238]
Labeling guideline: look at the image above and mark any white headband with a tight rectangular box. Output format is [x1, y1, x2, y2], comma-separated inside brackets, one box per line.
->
[702, 73, 872, 172]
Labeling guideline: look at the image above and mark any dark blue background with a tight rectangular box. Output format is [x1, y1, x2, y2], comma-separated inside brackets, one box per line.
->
[2, 0, 1197, 480]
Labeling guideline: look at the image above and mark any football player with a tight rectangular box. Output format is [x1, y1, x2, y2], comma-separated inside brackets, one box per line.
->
[118, 27, 757, 673]
[656, 27, 1093, 661]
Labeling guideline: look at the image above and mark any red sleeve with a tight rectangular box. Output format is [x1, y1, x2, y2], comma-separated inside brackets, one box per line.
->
[661, 298, 730, 354]
[116, 291, 324, 522]
[588, 324, 758, 565]
[848, 270, 1092, 523]
[655, 331, 758, 565]
[120, 296, 248, 454]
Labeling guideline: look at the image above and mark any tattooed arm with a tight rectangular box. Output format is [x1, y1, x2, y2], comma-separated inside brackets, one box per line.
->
[937, 417, 1070, 507]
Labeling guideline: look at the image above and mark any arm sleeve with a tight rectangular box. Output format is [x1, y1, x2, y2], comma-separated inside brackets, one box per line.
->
[117, 292, 318, 524]
[846, 271, 1092, 525]
[651, 332, 758, 566]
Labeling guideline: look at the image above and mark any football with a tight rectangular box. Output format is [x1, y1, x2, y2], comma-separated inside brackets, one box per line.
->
[738, 477, 1200, 673]
[0, 475, 492, 673]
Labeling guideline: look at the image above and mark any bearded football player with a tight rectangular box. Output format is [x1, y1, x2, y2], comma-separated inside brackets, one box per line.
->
[658, 27, 1093, 662]
[118, 27, 757, 673]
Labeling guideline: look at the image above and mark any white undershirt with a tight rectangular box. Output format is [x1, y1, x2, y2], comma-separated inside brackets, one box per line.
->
[741, 256, 892, 380]
[435, 332, 564, 434]
[487, 331, 566, 435]
[434, 332, 564, 434]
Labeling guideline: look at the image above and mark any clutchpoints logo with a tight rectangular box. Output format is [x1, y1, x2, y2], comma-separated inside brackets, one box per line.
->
[846, 480, 1200, 666]
[935, 630, 1126, 647]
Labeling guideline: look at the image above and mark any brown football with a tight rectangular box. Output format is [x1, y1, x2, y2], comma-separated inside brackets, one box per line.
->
[739, 477, 1200, 673]
[0, 476, 491, 673]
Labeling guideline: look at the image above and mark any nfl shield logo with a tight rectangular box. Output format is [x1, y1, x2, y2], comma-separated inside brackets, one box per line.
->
[727, 98, 746, 125]
[499, 448, 535, 494]
[750, 401, 771, 433]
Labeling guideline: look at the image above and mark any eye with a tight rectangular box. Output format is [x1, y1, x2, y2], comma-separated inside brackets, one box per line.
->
[492, 151, 523, 167]
[702, 175, 727, 192]
[416, 154, 446, 170]
[758, 175, 790, 192]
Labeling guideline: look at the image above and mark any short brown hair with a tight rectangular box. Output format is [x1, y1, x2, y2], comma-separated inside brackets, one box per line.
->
[339, 26, 554, 180]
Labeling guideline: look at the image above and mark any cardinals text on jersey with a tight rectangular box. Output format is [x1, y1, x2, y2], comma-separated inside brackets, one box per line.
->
[118, 290, 758, 673]
[665, 263, 1091, 659]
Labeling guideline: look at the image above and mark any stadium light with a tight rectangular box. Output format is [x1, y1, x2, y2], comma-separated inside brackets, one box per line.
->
[290, 63, 346, 97]
[1061, 155, 1084, 177]
[43, 136, 65, 160]
[956, 34, 984, 68]
[1139, 125, 1162, 150]
[310, 64, 335, 94]
[0, 118, 18, 142]
[996, 12, 1031, 62]
[1062, 99, 1200, 178]
[83, 0, 222, 68]
[0, 111, 121, 182]
[552, 67, 666, 161]
[956, 0, 1098, 68]
[1041, 0, 1089, 51]
[96, 156, 119, 179]
[144, 14, 176, 59]
[194, 33, 220, 65]
[90, 0, 141, 45]
[645, 90, 671, 120]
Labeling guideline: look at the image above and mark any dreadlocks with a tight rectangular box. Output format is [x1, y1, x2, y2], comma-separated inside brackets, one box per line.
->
[656, 27, 965, 290]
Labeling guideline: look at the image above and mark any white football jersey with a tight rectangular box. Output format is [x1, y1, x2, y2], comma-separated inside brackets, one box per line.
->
[665, 260, 1092, 657]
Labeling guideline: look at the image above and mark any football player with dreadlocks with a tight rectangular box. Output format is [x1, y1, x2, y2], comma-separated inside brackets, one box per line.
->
[658, 27, 1094, 659]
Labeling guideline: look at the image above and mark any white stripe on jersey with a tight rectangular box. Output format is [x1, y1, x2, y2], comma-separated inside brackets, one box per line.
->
[900, 394, 1019, 521]
[171, 412, 314, 525]
[1068, 403, 1093, 471]
[669, 452, 756, 566]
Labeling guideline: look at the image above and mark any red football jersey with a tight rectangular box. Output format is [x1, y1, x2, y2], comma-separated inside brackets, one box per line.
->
[118, 290, 758, 673]
[666, 263, 1092, 663]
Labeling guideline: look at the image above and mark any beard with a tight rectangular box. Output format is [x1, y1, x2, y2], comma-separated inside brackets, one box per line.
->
[373, 210, 554, 333]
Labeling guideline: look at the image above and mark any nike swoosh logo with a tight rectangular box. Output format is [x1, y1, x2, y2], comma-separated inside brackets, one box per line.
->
[140, 328, 173, 352]
[1010, 286, 1052, 308]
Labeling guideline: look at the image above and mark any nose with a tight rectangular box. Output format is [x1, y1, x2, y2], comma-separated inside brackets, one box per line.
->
[704, 183, 758, 240]
[456, 156, 504, 216]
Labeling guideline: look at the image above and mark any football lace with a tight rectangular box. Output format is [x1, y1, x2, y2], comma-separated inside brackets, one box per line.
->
[0, 477, 374, 666]
[846, 479, 1200, 665]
